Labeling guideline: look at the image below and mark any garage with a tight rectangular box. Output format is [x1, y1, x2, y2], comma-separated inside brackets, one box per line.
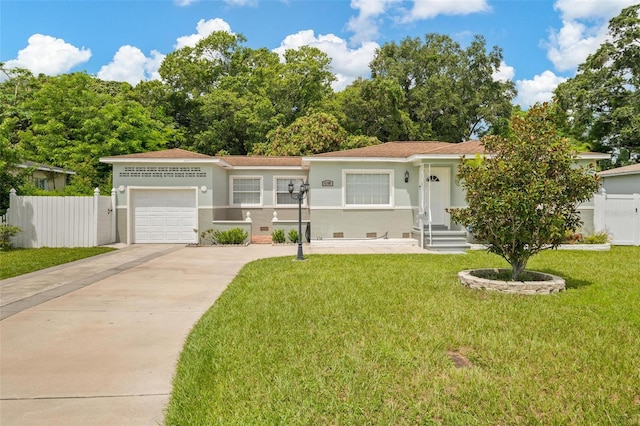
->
[132, 189, 197, 243]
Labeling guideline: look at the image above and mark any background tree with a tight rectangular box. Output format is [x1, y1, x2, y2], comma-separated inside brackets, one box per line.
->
[252, 112, 347, 156]
[15, 73, 173, 192]
[369, 34, 516, 142]
[325, 77, 417, 142]
[449, 104, 600, 280]
[554, 4, 640, 165]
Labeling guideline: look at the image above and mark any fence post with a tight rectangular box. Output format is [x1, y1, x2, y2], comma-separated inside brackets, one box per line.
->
[593, 187, 605, 232]
[111, 188, 117, 244]
[93, 187, 100, 246]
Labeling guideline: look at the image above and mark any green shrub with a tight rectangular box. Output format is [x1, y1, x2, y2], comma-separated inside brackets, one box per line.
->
[271, 229, 286, 244]
[583, 231, 610, 244]
[287, 229, 299, 244]
[0, 224, 21, 251]
[201, 227, 248, 245]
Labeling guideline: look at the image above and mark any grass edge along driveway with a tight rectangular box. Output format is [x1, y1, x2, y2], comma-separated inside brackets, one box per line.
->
[166, 247, 640, 425]
[0, 247, 115, 280]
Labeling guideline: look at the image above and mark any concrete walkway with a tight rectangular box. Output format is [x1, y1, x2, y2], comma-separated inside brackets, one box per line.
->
[0, 243, 426, 425]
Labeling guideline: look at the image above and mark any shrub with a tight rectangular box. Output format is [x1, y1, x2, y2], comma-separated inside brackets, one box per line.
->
[271, 229, 286, 244]
[0, 224, 21, 251]
[449, 103, 600, 280]
[584, 231, 610, 244]
[287, 229, 299, 244]
[201, 227, 248, 245]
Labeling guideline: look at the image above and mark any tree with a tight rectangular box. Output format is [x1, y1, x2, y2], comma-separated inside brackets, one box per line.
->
[251, 112, 347, 156]
[369, 34, 516, 142]
[449, 104, 600, 280]
[325, 77, 417, 142]
[554, 4, 640, 165]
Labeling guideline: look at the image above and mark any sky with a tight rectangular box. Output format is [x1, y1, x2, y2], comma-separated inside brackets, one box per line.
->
[1, 0, 637, 108]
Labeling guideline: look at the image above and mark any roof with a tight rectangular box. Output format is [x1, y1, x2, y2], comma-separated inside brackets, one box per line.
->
[105, 148, 211, 159]
[310, 140, 485, 159]
[16, 161, 76, 175]
[598, 163, 640, 177]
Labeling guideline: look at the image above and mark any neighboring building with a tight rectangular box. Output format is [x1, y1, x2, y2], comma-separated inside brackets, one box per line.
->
[598, 163, 640, 194]
[15, 161, 76, 191]
[99, 142, 608, 248]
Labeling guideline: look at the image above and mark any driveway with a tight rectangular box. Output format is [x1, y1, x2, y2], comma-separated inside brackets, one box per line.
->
[0, 242, 426, 425]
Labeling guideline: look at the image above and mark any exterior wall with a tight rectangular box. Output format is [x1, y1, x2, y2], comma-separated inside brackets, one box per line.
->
[27, 170, 69, 191]
[601, 174, 640, 194]
[311, 209, 415, 239]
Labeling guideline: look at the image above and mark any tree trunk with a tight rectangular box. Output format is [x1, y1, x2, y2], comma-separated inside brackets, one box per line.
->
[511, 260, 527, 281]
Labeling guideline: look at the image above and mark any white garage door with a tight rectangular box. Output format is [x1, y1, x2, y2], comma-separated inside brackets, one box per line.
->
[133, 189, 197, 243]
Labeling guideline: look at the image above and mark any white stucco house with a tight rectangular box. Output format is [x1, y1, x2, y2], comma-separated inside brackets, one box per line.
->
[595, 163, 640, 245]
[100, 141, 608, 249]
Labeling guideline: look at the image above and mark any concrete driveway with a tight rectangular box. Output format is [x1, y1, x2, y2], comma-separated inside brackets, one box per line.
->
[0, 242, 426, 425]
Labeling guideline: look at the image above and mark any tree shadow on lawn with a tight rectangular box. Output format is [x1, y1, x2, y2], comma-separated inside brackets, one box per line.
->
[535, 268, 593, 290]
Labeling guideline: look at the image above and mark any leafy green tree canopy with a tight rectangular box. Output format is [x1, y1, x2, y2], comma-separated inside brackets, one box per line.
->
[449, 103, 600, 280]
[554, 4, 640, 164]
[369, 33, 516, 142]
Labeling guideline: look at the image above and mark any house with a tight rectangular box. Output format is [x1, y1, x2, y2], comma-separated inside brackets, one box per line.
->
[99, 142, 608, 248]
[14, 161, 76, 191]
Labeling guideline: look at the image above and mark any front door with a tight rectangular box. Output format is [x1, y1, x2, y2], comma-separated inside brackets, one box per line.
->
[425, 167, 450, 226]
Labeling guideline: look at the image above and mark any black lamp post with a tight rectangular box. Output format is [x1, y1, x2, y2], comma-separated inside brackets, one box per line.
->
[288, 180, 310, 260]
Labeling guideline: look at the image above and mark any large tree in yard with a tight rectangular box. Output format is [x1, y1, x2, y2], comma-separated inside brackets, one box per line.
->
[554, 4, 640, 165]
[449, 104, 600, 280]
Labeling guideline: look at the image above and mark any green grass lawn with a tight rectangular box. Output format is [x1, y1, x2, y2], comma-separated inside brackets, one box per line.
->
[0, 247, 115, 279]
[166, 247, 640, 425]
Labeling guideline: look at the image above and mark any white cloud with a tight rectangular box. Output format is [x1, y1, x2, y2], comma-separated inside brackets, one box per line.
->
[174, 18, 233, 49]
[274, 30, 379, 91]
[97, 46, 164, 85]
[545, 19, 609, 71]
[402, 0, 490, 21]
[224, 0, 257, 5]
[347, 0, 399, 45]
[515, 70, 567, 109]
[545, 0, 637, 72]
[553, 0, 637, 21]
[492, 61, 515, 83]
[174, 0, 198, 6]
[4, 34, 91, 75]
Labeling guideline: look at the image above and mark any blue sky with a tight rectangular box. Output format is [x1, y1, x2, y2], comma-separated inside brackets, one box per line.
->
[1, 0, 636, 108]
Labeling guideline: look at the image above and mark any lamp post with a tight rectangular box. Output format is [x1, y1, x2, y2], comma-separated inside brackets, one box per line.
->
[288, 180, 310, 260]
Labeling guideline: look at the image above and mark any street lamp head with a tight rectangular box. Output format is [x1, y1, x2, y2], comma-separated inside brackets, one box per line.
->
[302, 181, 310, 194]
[288, 180, 294, 195]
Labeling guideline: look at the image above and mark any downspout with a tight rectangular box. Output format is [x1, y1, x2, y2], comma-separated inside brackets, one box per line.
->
[428, 163, 432, 246]
[419, 164, 425, 249]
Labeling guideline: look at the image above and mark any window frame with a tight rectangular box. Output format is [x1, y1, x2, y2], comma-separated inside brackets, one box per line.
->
[274, 176, 308, 208]
[229, 176, 263, 207]
[342, 169, 394, 209]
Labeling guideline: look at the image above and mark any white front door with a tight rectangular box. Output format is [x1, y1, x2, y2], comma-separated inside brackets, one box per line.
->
[132, 189, 197, 243]
[425, 167, 450, 226]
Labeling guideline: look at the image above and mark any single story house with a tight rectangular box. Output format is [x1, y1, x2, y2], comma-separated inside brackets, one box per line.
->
[99, 141, 608, 249]
[14, 161, 76, 191]
[595, 163, 640, 246]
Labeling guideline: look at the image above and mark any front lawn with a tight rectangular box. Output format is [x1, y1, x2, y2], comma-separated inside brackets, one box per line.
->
[0, 247, 115, 279]
[166, 247, 640, 425]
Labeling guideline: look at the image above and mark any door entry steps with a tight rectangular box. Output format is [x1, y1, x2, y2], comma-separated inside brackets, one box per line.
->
[414, 226, 470, 252]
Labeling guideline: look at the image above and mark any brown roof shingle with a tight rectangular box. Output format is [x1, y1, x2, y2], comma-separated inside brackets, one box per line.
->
[598, 163, 640, 176]
[106, 148, 213, 159]
[310, 140, 485, 159]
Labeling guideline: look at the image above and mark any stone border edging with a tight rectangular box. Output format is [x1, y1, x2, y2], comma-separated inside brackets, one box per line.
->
[458, 269, 565, 295]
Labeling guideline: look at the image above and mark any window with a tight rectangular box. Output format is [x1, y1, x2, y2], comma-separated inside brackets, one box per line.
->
[34, 178, 48, 190]
[344, 170, 393, 207]
[275, 178, 307, 206]
[231, 177, 262, 206]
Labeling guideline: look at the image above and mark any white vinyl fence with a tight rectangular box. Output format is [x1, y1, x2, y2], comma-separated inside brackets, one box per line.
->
[594, 189, 640, 246]
[4, 188, 116, 248]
